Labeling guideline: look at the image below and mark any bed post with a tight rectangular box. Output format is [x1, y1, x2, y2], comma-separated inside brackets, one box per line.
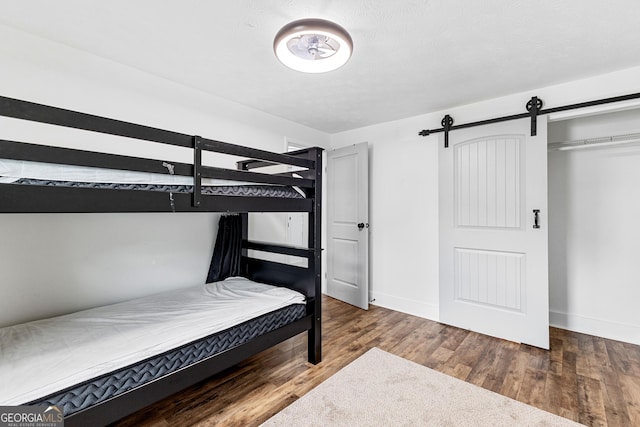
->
[308, 148, 322, 364]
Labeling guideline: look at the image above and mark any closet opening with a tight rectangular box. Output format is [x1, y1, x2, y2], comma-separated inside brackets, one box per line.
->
[547, 107, 640, 346]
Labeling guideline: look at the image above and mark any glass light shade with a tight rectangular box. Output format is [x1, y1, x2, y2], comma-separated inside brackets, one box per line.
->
[274, 19, 353, 73]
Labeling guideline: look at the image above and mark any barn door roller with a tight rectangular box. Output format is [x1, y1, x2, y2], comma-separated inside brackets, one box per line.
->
[526, 96, 543, 137]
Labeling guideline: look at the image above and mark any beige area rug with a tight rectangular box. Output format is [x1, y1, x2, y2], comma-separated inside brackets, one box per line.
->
[262, 348, 583, 427]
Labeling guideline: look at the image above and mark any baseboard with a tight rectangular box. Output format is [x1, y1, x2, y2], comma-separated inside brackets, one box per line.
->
[370, 291, 438, 322]
[550, 310, 640, 346]
[366, 297, 639, 346]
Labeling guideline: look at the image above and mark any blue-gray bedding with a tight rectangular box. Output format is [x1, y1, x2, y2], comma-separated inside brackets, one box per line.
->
[13, 178, 304, 199]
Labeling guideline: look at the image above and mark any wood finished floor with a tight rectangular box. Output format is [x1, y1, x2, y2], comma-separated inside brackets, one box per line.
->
[113, 295, 640, 427]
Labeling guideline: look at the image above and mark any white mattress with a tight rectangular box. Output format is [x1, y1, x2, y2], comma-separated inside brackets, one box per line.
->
[0, 277, 305, 405]
[0, 158, 250, 186]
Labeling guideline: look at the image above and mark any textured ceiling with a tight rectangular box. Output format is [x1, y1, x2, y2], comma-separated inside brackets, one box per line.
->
[2, 1, 640, 133]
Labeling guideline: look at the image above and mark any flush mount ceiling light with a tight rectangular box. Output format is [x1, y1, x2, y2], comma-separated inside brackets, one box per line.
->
[273, 18, 353, 73]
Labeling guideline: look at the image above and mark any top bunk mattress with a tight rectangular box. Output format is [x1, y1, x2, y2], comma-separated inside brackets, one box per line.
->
[0, 277, 305, 405]
[0, 158, 304, 198]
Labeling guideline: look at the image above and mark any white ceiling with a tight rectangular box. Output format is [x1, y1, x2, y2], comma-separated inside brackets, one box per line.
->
[2, 1, 640, 133]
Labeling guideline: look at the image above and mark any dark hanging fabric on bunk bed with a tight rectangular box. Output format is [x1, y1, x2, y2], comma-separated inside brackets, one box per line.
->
[207, 215, 242, 282]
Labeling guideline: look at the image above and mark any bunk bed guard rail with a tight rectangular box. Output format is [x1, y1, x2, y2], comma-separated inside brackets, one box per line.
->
[0, 95, 320, 213]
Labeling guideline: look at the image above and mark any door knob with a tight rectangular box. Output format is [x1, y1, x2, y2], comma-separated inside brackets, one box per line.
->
[357, 222, 369, 230]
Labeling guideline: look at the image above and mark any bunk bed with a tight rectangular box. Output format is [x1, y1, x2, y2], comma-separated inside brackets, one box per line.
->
[0, 96, 323, 426]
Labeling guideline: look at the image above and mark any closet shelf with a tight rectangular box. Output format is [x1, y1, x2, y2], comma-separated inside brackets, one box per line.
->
[548, 132, 640, 151]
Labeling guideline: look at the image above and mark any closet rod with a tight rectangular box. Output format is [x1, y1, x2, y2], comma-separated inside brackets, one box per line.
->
[419, 92, 640, 148]
[548, 132, 640, 151]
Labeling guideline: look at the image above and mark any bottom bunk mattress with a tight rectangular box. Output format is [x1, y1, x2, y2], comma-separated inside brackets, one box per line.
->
[0, 277, 306, 415]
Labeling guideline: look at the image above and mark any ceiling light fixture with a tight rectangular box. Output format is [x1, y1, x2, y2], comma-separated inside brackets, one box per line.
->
[273, 18, 353, 73]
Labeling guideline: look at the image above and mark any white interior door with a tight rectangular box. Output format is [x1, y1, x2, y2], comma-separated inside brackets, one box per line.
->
[327, 142, 369, 310]
[439, 117, 549, 349]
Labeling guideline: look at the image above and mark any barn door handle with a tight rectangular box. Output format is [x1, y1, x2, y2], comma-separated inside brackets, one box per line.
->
[533, 209, 540, 229]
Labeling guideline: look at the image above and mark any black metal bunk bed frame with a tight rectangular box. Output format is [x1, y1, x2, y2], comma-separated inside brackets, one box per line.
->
[0, 96, 322, 426]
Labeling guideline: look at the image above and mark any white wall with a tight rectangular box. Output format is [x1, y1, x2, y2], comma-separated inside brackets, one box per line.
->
[331, 65, 640, 345]
[0, 25, 329, 327]
[548, 109, 640, 345]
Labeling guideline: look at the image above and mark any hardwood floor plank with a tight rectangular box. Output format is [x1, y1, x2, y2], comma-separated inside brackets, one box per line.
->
[444, 331, 490, 370]
[607, 340, 640, 378]
[619, 373, 640, 426]
[549, 336, 565, 376]
[577, 375, 608, 426]
[622, 342, 640, 377]
[600, 368, 632, 427]
[559, 349, 580, 422]
[516, 368, 547, 408]
[499, 350, 530, 400]
[437, 324, 471, 352]
[113, 296, 640, 427]
[544, 373, 566, 418]
[441, 363, 473, 381]
[480, 343, 516, 393]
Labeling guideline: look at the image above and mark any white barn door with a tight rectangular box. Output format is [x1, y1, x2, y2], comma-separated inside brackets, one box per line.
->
[439, 117, 549, 349]
[327, 142, 369, 310]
